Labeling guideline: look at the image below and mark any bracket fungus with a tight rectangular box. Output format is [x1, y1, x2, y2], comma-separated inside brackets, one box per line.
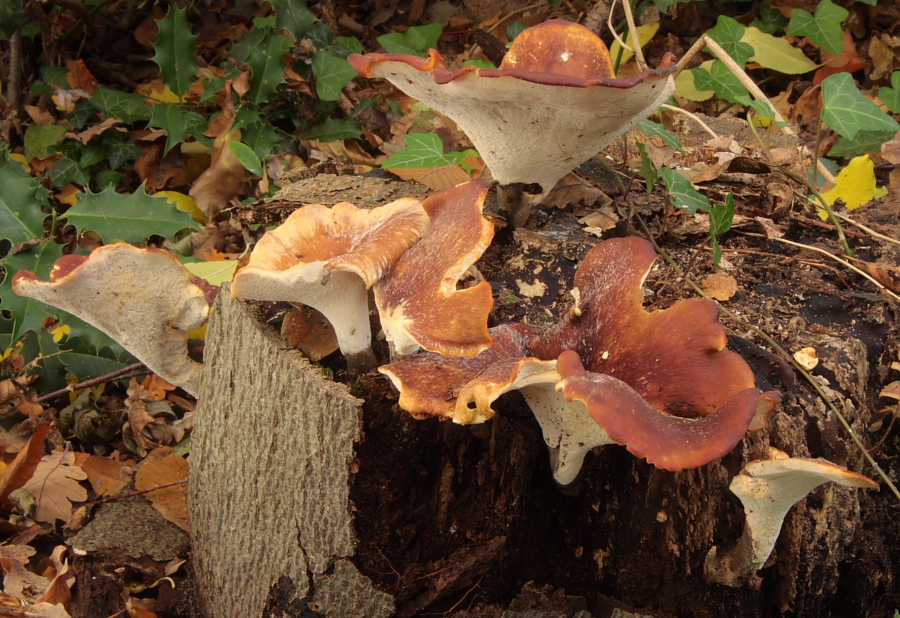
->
[380, 236, 778, 484]
[12, 243, 210, 396]
[350, 19, 677, 226]
[231, 196, 429, 374]
[374, 179, 495, 358]
[704, 447, 878, 587]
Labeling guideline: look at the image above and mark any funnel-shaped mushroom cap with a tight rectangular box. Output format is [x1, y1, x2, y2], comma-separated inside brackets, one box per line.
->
[231, 197, 429, 373]
[12, 244, 208, 395]
[374, 179, 494, 358]
[705, 448, 878, 586]
[350, 20, 676, 196]
[536, 237, 757, 417]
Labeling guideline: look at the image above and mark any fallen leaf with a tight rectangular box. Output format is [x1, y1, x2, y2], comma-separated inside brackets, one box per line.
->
[821, 155, 878, 215]
[281, 306, 340, 362]
[189, 129, 246, 217]
[0, 424, 50, 503]
[20, 450, 88, 524]
[701, 273, 738, 301]
[82, 456, 133, 497]
[385, 165, 472, 192]
[32, 602, 73, 618]
[813, 31, 869, 85]
[544, 175, 612, 210]
[135, 450, 189, 532]
[143, 375, 176, 401]
[37, 546, 73, 607]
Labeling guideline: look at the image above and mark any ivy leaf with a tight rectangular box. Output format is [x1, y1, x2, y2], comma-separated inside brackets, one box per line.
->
[305, 117, 363, 142]
[64, 184, 201, 243]
[264, 0, 316, 39]
[636, 119, 683, 151]
[91, 88, 152, 124]
[692, 61, 752, 106]
[821, 73, 900, 139]
[0, 241, 65, 344]
[877, 71, 900, 114]
[659, 168, 711, 214]
[312, 51, 359, 101]
[230, 26, 292, 104]
[378, 23, 443, 56]
[635, 142, 658, 199]
[49, 155, 89, 188]
[741, 27, 819, 74]
[151, 6, 198, 98]
[0, 154, 48, 247]
[709, 194, 735, 265]
[787, 0, 848, 56]
[707, 16, 754, 68]
[229, 142, 263, 176]
[829, 129, 897, 158]
[382, 133, 457, 169]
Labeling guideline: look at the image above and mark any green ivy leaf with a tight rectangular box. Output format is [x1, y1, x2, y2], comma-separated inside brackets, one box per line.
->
[229, 142, 263, 176]
[103, 132, 141, 169]
[0, 241, 65, 344]
[821, 73, 900, 139]
[378, 23, 443, 56]
[787, 0, 848, 56]
[337, 36, 363, 55]
[749, 1, 790, 35]
[636, 119, 683, 151]
[91, 88, 152, 124]
[23, 124, 67, 160]
[878, 71, 900, 114]
[659, 168, 711, 214]
[230, 26, 292, 104]
[709, 194, 735, 265]
[264, 0, 316, 39]
[707, 16, 754, 67]
[0, 154, 48, 247]
[692, 61, 752, 106]
[312, 51, 359, 101]
[635, 142, 658, 199]
[49, 155, 90, 188]
[64, 184, 201, 243]
[507, 21, 526, 43]
[305, 117, 363, 142]
[382, 133, 457, 169]
[151, 6, 198, 98]
[829, 129, 897, 158]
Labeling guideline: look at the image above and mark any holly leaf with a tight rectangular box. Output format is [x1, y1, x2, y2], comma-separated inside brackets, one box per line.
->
[61, 337, 136, 383]
[151, 6, 198, 98]
[787, 0, 848, 56]
[707, 16, 754, 68]
[659, 168, 711, 214]
[378, 23, 443, 56]
[0, 154, 48, 247]
[821, 73, 900, 139]
[64, 183, 201, 243]
[382, 133, 458, 169]
[149, 104, 206, 154]
[91, 88, 152, 124]
[312, 51, 358, 101]
[230, 24, 292, 104]
[304, 117, 362, 142]
[264, 0, 316, 39]
[21, 449, 88, 524]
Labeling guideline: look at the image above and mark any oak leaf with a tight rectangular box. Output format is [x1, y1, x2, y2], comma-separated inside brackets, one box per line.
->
[21, 450, 88, 524]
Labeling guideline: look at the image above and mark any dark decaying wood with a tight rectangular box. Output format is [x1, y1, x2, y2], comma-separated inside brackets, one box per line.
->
[189, 264, 897, 617]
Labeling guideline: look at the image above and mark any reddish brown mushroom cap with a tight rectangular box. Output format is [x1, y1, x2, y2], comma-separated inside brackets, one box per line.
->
[375, 179, 495, 357]
[537, 237, 756, 417]
[556, 351, 762, 471]
[378, 323, 538, 422]
[349, 20, 676, 196]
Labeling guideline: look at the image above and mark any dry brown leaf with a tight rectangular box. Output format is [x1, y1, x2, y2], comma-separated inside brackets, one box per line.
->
[307, 139, 382, 167]
[135, 450, 189, 532]
[81, 456, 133, 497]
[189, 129, 246, 217]
[856, 260, 900, 293]
[143, 375, 176, 401]
[679, 152, 736, 184]
[385, 165, 472, 191]
[544, 175, 612, 210]
[37, 546, 73, 607]
[69, 117, 122, 145]
[881, 132, 900, 165]
[32, 602, 73, 618]
[2, 559, 49, 601]
[0, 424, 50, 503]
[281, 306, 340, 362]
[701, 273, 738, 301]
[20, 450, 88, 524]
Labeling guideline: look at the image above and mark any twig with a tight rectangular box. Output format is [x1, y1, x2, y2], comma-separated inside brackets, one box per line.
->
[35, 362, 146, 403]
[606, 0, 630, 56]
[485, 1, 547, 34]
[7, 30, 23, 115]
[660, 104, 719, 139]
[835, 212, 900, 246]
[635, 214, 900, 503]
[619, 0, 646, 70]
[92, 479, 188, 505]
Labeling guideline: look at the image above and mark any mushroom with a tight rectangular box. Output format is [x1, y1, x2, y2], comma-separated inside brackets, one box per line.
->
[12, 243, 209, 395]
[374, 179, 494, 358]
[231, 196, 429, 374]
[350, 20, 677, 226]
[704, 447, 878, 587]
[380, 236, 776, 484]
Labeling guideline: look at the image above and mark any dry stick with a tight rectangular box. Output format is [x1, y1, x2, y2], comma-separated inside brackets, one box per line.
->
[835, 211, 900, 247]
[485, 1, 547, 34]
[660, 104, 720, 139]
[34, 362, 146, 403]
[618, 0, 647, 70]
[635, 215, 900, 502]
[606, 0, 631, 58]
[92, 479, 188, 505]
[7, 30, 23, 115]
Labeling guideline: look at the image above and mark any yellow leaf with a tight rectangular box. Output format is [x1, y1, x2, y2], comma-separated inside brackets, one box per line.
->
[611, 23, 660, 71]
[821, 155, 877, 217]
[741, 27, 819, 74]
[155, 190, 206, 223]
[183, 259, 239, 287]
[675, 60, 715, 101]
[137, 81, 182, 104]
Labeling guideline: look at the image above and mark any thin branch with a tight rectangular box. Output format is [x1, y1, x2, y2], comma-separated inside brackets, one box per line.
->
[660, 104, 719, 139]
[619, 0, 646, 70]
[35, 362, 146, 403]
[835, 211, 900, 246]
[92, 479, 188, 505]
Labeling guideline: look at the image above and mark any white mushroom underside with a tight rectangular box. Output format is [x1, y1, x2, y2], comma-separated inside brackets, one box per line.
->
[369, 63, 675, 193]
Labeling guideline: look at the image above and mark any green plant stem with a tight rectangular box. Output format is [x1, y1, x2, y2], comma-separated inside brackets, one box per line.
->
[635, 214, 900, 503]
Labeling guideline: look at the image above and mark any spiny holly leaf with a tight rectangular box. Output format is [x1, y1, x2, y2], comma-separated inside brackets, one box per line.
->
[304, 117, 362, 142]
[149, 104, 207, 154]
[265, 0, 316, 38]
[0, 241, 65, 344]
[152, 6, 198, 98]
[707, 16, 754, 67]
[821, 73, 900, 139]
[91, 88, 152, 124]
[787, 0, 848, 56]
[64, 184, 201, 243]
[378, 23, 443, 56]
[382, 133, 459, 169]
[312, 51, 359, 101]
[61, 336, 135, 383]
[0, 154, 48, 247]
[659, 168, 711, 214]
[229, 20, 292, 104]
